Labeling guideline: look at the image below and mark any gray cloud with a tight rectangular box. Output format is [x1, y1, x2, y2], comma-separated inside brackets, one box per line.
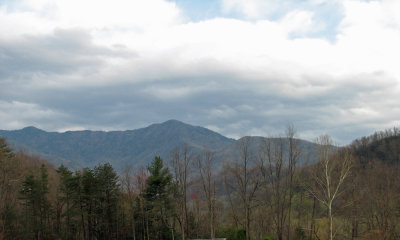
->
[1, 7, 400, 146]
[2, 57, 395, 145]
[0, 29, 135, 81]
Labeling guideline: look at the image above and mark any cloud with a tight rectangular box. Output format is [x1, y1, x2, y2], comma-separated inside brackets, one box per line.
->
[1, 0, 181, 30]
[220, 0, 344, 40]
[279, 10, 314, 35]
[0, 0, 400, 144]
[0, 100, 68, 130]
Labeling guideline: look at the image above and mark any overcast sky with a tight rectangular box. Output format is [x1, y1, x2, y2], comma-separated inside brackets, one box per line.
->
[1, 0, 399, 144]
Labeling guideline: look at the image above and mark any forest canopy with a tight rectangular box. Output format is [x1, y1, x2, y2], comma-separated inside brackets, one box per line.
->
[1, 128, 400, 240]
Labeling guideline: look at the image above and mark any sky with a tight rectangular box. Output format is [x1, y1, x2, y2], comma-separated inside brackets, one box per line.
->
[0, 0, 399, 145]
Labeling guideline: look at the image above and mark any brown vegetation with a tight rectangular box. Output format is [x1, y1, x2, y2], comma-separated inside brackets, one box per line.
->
[1, 127, 400, 239]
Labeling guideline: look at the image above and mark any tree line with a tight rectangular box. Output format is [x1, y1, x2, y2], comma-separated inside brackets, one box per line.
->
[1, 127, 400, 239]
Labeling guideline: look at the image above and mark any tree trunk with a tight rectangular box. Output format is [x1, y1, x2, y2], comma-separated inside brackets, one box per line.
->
[329, 203, 333, 240]
[309, 196, 316, 240]
[246, 206, 251, 240]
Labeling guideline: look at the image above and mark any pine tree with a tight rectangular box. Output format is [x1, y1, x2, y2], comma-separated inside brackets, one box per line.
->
[20, 165, 51, 239]
[94, 163, 120, 239]
[143, 156, 175, 239]
[57, 165, 75, 239]
[0, 138, 18, 238]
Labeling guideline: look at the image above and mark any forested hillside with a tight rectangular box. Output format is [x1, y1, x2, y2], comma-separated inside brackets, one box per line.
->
[1, 127, 400, 240]
[0, 120, 235, 170]
[0, 120, 318, 170]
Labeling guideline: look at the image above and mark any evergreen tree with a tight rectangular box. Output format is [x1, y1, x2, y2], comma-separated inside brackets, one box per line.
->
[0, 138, 18, 238]
[0, 138, 13, 158]
[57, 165, 75, 239]
[93, 163, 120, 239]
[20, 165, 51, 239]
[143, 156, 175, 239]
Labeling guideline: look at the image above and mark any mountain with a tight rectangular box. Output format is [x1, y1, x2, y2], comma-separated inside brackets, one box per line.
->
[350, 131, 400, 166]
[0, 120, 319, 171]
[0, 120, 235, 170]
[216, 136, 319, 166]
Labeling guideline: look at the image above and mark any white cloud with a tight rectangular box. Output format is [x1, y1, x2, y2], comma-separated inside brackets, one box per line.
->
[220, 0, 282, 19]
[1, 0, 400, 143]
[0, 0, 182, 42]
[0, 100, 67, 130]
[279, 10, 314, 35]
[23, 0, 181, 28]
[208, 105, 237, 119]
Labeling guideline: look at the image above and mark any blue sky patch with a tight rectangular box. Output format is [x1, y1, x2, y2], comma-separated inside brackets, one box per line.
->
[168, 0, 344, 41]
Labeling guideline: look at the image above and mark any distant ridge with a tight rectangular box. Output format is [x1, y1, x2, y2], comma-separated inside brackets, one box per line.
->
[0, 120, 235, 170]
[0, 120, 319, 170]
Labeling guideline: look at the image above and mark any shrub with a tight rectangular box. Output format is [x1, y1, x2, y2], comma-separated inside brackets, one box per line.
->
[234, 228, 246, 240]
[262, 236, 276, 240]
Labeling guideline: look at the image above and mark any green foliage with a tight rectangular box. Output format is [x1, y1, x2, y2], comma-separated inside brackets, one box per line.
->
[262, 236, 276, 240]
[234, 227, 246, 240]
[145, 156, 172, 203]
[93, 163, 120, 238]
[295, 227, 307, 240]
[216, 227, 247, 240]
[20, 164, 51, 239]
[56, 163, 121, 239]
[0, 138, 13, 158]
[142, 156, 175, 239]
[216, 226, 236, 240]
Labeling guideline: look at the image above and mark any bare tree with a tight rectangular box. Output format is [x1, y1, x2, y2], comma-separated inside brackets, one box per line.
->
[286, 125, 301, 240]
[134, 166, 149, 240]
[259, 126, 300, 240]
[224, 173, 240, 228]
[309, 135, 352, 240]
[225, 137, 261, 240]
[170, 145, 193, 240]
[196, 148, 217, 239]
[121, 164, 137, 240]
[260, 137, 286, 240]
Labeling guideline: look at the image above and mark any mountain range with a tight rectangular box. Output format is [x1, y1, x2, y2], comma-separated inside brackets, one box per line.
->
[0, 120, 318, 171]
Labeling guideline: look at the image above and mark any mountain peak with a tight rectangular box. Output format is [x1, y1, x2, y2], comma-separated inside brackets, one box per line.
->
[22, 126, 43, 132]
[147, 119, 189, 130]
[0, 120, 235, 170]
[0, 121, 319, 171]
[162, 119, 185, 125]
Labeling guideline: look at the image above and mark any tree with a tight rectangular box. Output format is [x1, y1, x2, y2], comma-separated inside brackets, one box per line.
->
[259, 126, 301, 240]
[144, 156, 175, 239]
[356, 161, 399, 239]
[0, 138, 19, 238]
[121, 164, 137, 240]
[134, 166, 149, 240]
[308, 135, 352, 240]
[225, 137, 261, 240]
[20, 164, 51, 239]
[56, 165, 74, 238]
[285, 125, 300, 240]
[93, 163, 120, 239]
[170, 145, 193, 240]
[56, 163, 120, 240]
[196, 148, 217, 239]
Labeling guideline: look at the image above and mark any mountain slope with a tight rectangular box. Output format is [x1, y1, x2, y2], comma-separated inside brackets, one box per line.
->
[217, 136, 319, 166]
[0, 120, 235, 170]
[351, 132, 400, 166]
[0, 120, 320, 171]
